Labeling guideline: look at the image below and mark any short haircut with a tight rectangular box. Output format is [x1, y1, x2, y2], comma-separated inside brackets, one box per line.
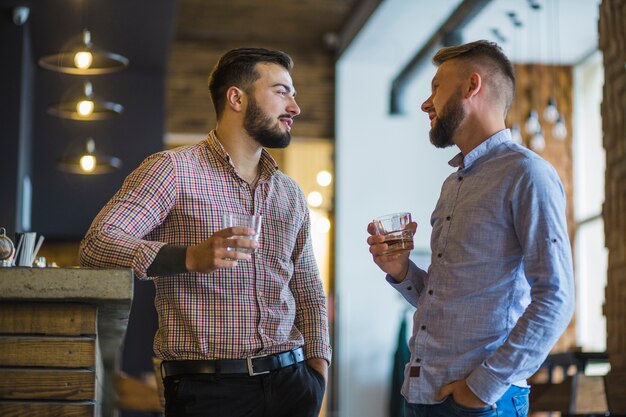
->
[208, 48, 293, 119]
[433, 40, 516, 112]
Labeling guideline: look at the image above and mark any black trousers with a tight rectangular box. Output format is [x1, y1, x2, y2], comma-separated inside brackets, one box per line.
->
[163, 361, 325, 417]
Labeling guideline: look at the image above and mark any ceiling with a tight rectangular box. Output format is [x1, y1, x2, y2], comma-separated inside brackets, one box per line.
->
[0, 0, 177, 72]
[174, 0, 362, 50]
[345, 0, 600, 65]
[463, 0, 600, 64]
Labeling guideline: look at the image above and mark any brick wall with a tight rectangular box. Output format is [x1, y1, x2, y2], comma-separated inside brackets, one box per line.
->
[599, 0, 626, 372]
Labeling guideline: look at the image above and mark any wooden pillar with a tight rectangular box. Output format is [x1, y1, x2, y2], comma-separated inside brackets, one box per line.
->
[599, 0, 626, 414]
[599, 0, 626, 372]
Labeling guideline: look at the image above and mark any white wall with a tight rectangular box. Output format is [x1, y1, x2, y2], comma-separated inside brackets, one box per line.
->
[334, 1, 459, 413]
[572, 51, 607, 352]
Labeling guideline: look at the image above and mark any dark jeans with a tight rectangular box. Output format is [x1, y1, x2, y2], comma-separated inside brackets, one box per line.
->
[163, 361, 325, 417]
[405, 385, 530, 417]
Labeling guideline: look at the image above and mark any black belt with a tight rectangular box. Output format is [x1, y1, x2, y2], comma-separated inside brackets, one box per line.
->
[161, 347, 305, 378]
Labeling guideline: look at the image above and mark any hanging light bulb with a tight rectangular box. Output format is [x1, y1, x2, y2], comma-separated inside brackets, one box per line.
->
[48, 81, 123, 120]
[80, 154, 97, 172]
[74, 51, 93, 70]
[39, 29, 128, 75]
[75, 81, 95, 117]
[524, 110, 540, 135]
[510, 123, 523, 144]
[76, 99, 94, 117]
[79, 139, 97, 172]
[58, 138, 122, 175]
[530, 129, 546, 152]
[552, 116, 568, 140]
[543, 98, 559, 123]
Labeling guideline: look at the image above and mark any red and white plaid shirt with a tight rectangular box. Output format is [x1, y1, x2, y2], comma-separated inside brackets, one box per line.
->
[80, 131, 331, 362]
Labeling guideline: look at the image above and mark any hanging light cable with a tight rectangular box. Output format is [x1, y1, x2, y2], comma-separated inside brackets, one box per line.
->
[525, 2, 541, 136]
[543, 0, 559, 123]
[551, 0, 567, 140]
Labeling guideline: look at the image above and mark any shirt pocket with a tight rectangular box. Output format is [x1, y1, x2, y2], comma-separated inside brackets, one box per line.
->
[260, 216, 300, 271]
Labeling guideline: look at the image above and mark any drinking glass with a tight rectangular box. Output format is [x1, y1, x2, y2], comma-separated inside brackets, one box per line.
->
[221, 213, 262, 254]
[372, 212, 414, 255]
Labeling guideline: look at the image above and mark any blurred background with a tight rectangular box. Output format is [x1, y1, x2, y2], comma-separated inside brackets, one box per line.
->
[1, 0, 624, 416]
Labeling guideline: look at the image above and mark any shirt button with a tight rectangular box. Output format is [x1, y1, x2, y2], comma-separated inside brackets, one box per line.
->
[421, 325, 426, 330]
[428, 290, 433, 295]
[407, 286, 412, 291]
[415, 358, 421, 363]
[446, 216, 451, 221]
[458, 177, 463, 181]
[437, 253, 442, 258]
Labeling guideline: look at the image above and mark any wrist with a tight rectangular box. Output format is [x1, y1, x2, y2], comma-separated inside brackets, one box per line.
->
[390, 263, 409, 282]
[184, 245, 194, 272]
[307, 357, 329, 366]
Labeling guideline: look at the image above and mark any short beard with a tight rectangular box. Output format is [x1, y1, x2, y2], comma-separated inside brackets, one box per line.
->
[244, 97, 291, 149]
[429, 90, 465, 149]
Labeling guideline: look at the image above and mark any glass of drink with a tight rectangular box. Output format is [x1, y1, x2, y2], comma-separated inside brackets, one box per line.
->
[221, 213, 262, 254]
[372, 212, 414, 255]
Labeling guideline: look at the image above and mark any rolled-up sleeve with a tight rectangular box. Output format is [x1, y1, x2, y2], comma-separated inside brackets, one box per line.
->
[466, 158, 575, 404]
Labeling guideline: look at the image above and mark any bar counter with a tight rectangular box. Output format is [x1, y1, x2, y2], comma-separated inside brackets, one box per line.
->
[0, 267, 133, 417]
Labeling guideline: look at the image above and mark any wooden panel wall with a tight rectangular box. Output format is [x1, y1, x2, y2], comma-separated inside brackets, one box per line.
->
[506, 63, 577, 352]
[166, 40, 335, 139]
[599, 0, 626, 372]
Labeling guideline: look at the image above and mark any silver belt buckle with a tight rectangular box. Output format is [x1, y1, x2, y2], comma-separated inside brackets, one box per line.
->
[247, 354, 270, 376]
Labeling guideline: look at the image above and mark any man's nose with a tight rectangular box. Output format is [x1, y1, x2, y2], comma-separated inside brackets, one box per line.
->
[421, 97, 432, 113]
[288, 97, 300, 117]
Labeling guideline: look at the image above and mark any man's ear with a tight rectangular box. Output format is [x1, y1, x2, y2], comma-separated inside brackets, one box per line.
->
[226, 86, 245, 112]
[466, 72, 482, 99]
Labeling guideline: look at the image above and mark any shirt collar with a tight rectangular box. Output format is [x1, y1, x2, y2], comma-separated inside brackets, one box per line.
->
[448, 129, 511, 170]
[205, 130, 279, 178]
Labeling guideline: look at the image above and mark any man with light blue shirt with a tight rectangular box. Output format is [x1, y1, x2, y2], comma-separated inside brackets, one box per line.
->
[367, 40, 574, 416]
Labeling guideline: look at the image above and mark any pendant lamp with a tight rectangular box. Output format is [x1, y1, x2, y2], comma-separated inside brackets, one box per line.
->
[47, 81, 123, 120]
[39, 29, 128, 75]
[58, 138, 122, 175]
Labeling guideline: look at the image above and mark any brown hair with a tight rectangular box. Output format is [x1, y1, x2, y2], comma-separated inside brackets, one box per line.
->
[433, 40, 515, 112]
[208, 48, 293, 119]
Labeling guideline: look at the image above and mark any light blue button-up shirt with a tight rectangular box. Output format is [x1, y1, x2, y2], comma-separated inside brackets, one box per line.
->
[389, 129, 575, 405]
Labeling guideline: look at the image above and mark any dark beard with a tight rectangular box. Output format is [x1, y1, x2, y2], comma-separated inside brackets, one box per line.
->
[429, 91, 465, 149]
[244, 97, 292, 149]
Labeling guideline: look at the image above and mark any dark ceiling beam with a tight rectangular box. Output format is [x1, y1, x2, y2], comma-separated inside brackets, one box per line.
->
[389, 0, 493, 114]
[334, 0, 385, 59]
[174, 30, 331, 50]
